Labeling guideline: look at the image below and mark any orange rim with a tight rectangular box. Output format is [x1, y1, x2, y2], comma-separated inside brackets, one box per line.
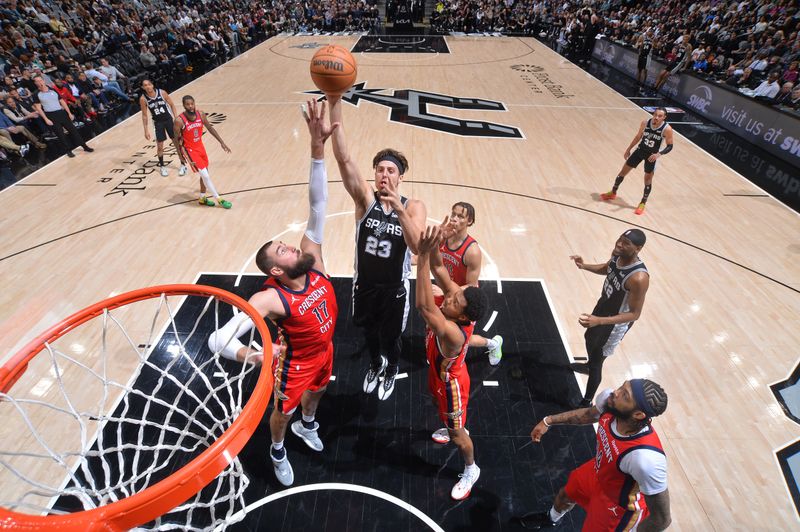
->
[0, 284, 273, 531]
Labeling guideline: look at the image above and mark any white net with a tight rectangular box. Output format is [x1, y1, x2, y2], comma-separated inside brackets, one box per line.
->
[0, 290, 267, 531]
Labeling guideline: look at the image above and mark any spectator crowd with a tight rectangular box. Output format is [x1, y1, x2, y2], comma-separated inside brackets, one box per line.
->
[0, 0, 798, 186]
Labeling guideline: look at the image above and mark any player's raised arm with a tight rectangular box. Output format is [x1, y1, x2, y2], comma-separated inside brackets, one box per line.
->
[300, 99, 339, 276]
[327, 94, 372, 214]
[416, 225, 462, 353]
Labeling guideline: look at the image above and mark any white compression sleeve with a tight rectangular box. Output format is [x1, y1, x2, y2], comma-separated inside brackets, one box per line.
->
[304, 158, 327, 245]
[207, 312, 256, 361]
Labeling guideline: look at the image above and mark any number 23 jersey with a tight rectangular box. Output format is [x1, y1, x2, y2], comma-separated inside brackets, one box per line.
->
[355, 193, 411, 286]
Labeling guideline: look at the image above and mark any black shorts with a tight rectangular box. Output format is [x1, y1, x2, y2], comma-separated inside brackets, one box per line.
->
[637, 55, 649, 71]
[625, 148, 657, 173]
[154, 118, 173, 142]
[352, 281, 410, 339]
[584, 321, 632, 359]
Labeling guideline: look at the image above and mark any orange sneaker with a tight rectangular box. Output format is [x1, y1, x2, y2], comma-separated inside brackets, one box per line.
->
[600, 191, 617, 201]
[634, 203, 646, 215]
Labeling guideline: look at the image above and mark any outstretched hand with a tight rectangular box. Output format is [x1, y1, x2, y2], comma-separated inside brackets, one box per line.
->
[438, 215, 456, 240]
[303, 99, 339, 144]
[378, 177, 404, 211]
[418, 224, 442, 256]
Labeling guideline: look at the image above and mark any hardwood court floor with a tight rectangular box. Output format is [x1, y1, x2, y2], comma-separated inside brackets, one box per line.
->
[0, 35, 799, 530]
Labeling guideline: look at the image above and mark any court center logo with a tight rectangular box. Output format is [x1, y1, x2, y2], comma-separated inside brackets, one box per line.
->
[308, 82, 523, 139]
[290, 41, 325, 49]
[687, 85, 713, 113]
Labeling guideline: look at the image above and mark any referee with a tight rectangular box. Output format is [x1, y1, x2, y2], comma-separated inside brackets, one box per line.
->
[33, 75, 94, 158]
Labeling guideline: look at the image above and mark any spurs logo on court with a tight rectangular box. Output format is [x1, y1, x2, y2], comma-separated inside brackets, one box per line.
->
[307, 82, 524, 139]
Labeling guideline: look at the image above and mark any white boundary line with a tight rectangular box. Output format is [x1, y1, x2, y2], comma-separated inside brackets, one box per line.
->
[217, 482, 445, 532]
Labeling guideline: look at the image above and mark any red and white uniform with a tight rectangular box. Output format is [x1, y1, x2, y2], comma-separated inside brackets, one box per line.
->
[265, 269, 339, 414]
[439, 235, 478, 287]
[565, 389, 668, 531]
[426, 322, 474, 429]
[179, 110, 209, 171]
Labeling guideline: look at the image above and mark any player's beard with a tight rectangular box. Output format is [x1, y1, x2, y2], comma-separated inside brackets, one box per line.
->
[606, 404, 636, 422]
[285, 252, 315, 279]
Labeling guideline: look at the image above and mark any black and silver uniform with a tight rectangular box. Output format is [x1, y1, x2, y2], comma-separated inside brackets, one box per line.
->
[639, 38, 652, 60]
[592, 256, 649, 320]
[355, 193, 411, 286]
[144, 89, 173, 122]
[637, 119, 667, 153]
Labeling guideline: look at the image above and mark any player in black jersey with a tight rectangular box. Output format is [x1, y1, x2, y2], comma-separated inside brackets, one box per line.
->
[636, 31, 653, 90]
[139, 79, 187, 177]
[568, 229, 649, 408]
[654, 33, 692, 92]
[600, 107, 673, 215]
[327, 94, 427, 401]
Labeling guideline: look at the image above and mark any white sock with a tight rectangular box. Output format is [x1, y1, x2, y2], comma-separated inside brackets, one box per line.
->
[271, 439, 284, 451]
[485, 338, 498, 350]
[549, 505, 567, 522]
[302, 413, 315, 423]
[198, 168, 220, 198]
[464, 463, 478, 474]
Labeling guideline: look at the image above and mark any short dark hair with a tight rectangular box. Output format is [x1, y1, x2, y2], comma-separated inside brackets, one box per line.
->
[452, 201, 475, 225]
[182, 94, 194, 105]
[372, 148, 409, 175]
[462, 286, 488, 322]
[255, 241, 275, 275]
[641, 379, 668, 417]
[654, 106, 668, 116]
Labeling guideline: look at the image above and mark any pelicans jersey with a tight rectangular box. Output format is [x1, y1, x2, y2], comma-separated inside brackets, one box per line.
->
[440, 235, 478, 287]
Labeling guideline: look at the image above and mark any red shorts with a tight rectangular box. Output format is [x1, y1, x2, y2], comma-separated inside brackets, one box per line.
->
[427, 364, 470, 429]
[272, 343, 333, 414]
[565, 460, 649, 531]
[183, 144, 209, 171]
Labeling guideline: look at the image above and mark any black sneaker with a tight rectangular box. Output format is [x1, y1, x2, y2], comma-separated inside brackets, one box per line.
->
[378, 364, 398, 400]
[363, 355, 387, 393]
[66, 151, 75, 158]
[512, 512, 559, 529]
[82, 145, 94, 153]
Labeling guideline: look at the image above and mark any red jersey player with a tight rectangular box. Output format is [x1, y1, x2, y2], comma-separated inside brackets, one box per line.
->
[518, 379, 672, 531]
[415, 222, 488, 500]
[208, 99, 339, 486]
[173, 94, 232, 209]
[438, 202, 503, 366]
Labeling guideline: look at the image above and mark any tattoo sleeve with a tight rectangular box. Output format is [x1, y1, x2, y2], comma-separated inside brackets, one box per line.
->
[548, 407, 600, 425]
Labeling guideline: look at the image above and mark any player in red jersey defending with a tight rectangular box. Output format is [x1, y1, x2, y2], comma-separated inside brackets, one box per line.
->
[415, 222, 488, 500]
[208, 100, 339, 486]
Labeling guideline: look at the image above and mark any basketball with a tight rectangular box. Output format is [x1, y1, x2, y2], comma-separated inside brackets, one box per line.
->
[310, 45, 357, 95]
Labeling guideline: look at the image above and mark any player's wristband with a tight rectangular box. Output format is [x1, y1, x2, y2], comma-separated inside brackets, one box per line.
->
[543, 417, 552, 427]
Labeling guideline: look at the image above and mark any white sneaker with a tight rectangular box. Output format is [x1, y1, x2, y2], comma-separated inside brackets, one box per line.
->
[363, 355, 387, 394]
[19, 144, 29, 157]
[377, 364, 398, 401]
[431, 426, 469, 444]
[160, 166, 169, 177]
[488, 335, 503, 366]
[178, 165, 188, 176]
[291, 420, 323, 451]
[270, 447, 294, 486]
[451, 464, 480, 500]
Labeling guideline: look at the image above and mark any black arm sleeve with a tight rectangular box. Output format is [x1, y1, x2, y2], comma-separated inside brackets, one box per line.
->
[659, 144, 673, 155]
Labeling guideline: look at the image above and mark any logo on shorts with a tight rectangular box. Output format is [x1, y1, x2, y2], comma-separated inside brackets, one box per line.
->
[447, 409, 463, 419]
[308, 82, 523, 139]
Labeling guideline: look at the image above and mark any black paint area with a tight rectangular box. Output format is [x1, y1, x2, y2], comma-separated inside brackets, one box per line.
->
[352, 35, 450, 54]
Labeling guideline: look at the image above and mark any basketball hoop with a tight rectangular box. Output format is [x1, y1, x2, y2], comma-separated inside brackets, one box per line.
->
[0, 285, 273, 531]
